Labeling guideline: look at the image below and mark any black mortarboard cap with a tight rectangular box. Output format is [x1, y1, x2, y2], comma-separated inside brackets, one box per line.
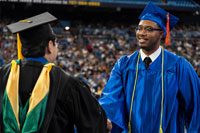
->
[7, 12, 57, 48]
[7, 12, 57, 34]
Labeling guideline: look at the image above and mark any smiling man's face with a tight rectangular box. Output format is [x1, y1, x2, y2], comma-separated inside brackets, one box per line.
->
[136, 20, 164, 55]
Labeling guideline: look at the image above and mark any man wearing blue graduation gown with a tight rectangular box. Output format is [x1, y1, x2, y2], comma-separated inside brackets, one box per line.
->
[99, 2, 200, 133]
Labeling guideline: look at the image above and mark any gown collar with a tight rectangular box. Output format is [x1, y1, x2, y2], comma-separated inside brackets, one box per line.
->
[140, 47, 161, 63]
[25, 57, 48, 64]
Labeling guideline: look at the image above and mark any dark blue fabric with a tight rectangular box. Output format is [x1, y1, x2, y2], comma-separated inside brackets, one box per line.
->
[99, 49, 200, 133]
[25, 57, 48, 64]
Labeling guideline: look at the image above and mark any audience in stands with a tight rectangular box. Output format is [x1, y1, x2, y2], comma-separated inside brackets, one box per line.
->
[0, 20, 200, 97]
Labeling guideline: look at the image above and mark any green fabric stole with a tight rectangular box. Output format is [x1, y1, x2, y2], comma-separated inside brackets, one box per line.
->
[3, 60, 54, 133]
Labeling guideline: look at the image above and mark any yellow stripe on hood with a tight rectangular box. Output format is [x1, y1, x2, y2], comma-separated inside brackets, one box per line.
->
[27, 63, 54, 115]
[6, 60, 20, 130]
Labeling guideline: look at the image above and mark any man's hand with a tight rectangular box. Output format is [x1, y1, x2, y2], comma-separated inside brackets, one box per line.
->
[107, 119, 112, 132]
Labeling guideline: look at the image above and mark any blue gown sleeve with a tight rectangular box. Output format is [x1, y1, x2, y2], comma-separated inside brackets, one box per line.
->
[99, 56, 128, 131]
[177, 57, 200, 132]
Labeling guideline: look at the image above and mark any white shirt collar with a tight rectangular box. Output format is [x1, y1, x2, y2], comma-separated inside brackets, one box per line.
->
[140, 47, 161, 63]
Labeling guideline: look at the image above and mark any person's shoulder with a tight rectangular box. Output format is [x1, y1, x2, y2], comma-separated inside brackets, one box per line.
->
[164, 49, 194, 71]
[50, 66, 90, 98]
[164, 49, 181, 68]
[176, 56, 193, 70]
[51, 65, 87, 88]
[117, 50, 140, 70]
[0, 62, 11, 69]
[51, 65, 70, 77]
[164, 49, 180, 60]
[121, 50, 139, 62]
[0, 62, 11, 75]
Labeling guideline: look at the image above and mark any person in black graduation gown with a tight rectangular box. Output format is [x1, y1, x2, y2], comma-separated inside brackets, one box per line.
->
[0, 12, 107, 133]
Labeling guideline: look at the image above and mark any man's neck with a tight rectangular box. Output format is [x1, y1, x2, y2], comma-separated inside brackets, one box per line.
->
[43, 54, 52, 63]
[141, 45, 160, 56]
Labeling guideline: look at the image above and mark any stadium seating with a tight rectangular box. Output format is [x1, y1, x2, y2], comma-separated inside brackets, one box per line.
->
[86, 0, 197, 8]
[0, 19, 199, 93]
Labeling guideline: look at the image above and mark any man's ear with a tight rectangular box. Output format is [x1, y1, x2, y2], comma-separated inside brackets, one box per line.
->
[46, 40, 54, 53]
[160, 31, 164, 39]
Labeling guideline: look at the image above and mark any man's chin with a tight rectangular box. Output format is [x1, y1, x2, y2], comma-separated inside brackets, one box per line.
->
[139, 45, 145, 49]
[139, 45, 151, 51]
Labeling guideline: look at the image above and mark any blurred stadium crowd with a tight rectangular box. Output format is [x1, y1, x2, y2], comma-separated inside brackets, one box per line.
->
[0, 20, 200, 95]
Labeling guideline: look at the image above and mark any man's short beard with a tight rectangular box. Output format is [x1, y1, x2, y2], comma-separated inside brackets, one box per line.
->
[139, 45, 155, 52]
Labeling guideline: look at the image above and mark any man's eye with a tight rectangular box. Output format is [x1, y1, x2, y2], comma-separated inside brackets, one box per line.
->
[135, 27, 141, 31]
[145, 27, 153, 31]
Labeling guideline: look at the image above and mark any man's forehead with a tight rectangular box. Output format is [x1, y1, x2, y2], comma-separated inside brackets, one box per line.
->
[138, 20, 159, 27]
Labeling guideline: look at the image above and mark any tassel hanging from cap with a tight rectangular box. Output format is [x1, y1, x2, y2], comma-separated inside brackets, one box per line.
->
[17, 33, 24, 60]
[165, 13, 171, 46]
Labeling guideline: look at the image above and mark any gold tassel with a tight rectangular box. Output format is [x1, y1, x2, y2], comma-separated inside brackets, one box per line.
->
[160, 126, 163, 133]
[17, 33, 24, 60]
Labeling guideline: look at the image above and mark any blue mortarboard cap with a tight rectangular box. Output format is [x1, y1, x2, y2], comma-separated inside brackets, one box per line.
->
[139, 2, 179, 36]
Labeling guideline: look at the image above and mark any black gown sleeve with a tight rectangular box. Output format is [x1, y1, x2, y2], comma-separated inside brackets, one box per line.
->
[0, 63, 11, 133]
[66, 77, 107, 133]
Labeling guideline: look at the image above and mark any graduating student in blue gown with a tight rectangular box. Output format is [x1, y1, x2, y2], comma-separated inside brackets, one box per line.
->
[99, 2, 200, 133]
